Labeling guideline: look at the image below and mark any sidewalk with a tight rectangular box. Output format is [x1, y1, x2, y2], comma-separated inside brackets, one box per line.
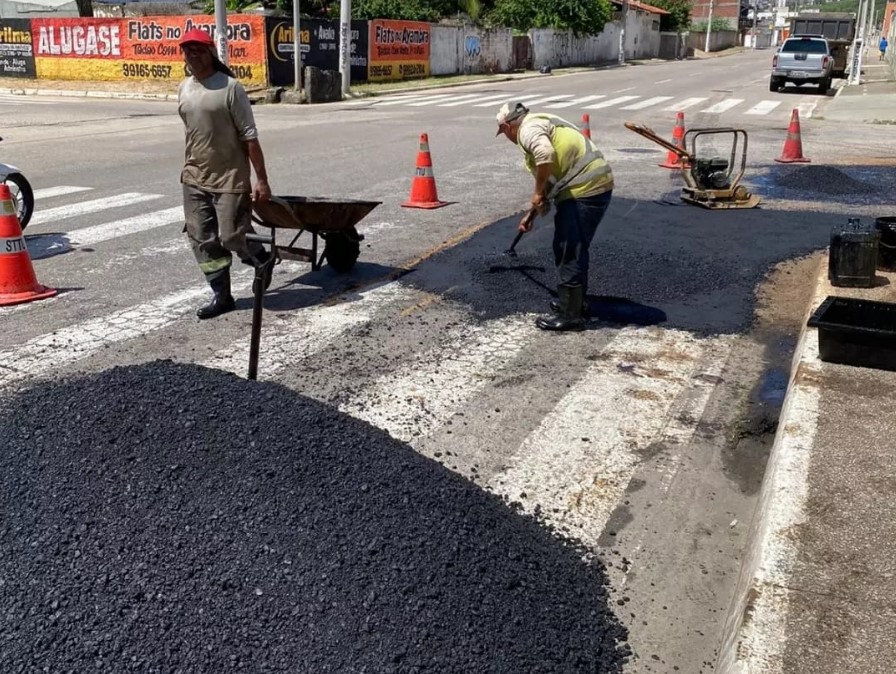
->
[819, 62, 896, 124]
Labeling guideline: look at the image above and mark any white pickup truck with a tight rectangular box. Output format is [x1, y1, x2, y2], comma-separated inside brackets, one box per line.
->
[770, 36, 834, 94]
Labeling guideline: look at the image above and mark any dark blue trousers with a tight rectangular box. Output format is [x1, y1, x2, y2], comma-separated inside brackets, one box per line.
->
[552, 190, 613, 291]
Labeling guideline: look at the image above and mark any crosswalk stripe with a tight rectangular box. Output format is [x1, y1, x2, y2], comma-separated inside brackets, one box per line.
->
[203, 283, 417, 378]
[519, 94, 574, 106]
[436, 93, 496, 106]
[585, 95, 639, 109]
[486, 327, 710, 550]
[701, 99, 743, 114]
[29, 192, 164, 227]
[544, 95, 605, 109]
[745, 100, 782, 115]
[68, 206, 184, 246]
[620, 95, 674, 110]
[375, 94, 439, 106]
[472, 93, 544, 108]
[663, 97, 707, 111]
[0, 268, 271, 388]
[33, 186, 93, 201]
[338, 314, 533, 444]
[406, 94, 456, 106]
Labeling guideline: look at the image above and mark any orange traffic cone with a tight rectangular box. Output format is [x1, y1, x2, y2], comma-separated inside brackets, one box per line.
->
[580, 113, 592, 139]
[0, 183, 56, 306]
[775, 109, 810, 163]
[659, 111, 687, 169]
[401, 133, 448, 209]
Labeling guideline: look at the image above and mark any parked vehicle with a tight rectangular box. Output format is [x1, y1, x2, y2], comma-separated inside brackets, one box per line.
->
[0, 137, 34, 229]
[789, 12, 856, 77]
[770, 36, 834, 94]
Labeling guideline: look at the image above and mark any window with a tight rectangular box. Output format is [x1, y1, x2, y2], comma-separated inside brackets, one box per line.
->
[781, 38, 828, 54]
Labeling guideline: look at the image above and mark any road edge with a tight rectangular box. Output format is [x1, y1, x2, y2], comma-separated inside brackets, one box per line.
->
[715, 254, 827, 674]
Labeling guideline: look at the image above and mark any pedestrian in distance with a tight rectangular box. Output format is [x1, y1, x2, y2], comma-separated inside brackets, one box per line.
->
[879, 36, 888, 61]
[177, 28, 273, 320]
[495, 101, 614, 332]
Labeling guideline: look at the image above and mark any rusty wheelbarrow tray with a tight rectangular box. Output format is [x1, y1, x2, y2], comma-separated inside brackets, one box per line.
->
[244, 195, 382, 381]
[252, 195, 382, 273]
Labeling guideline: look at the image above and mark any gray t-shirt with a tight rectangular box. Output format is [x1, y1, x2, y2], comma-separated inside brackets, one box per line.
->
[178, 71, 258, 193]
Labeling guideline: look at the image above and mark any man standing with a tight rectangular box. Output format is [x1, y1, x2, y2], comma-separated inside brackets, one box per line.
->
[177, 28, 272, 320]
[496, 101, 614, 332]
[880, 36, 888, 61]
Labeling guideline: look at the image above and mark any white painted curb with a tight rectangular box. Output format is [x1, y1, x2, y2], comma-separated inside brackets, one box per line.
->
[716, 262, 828, 674]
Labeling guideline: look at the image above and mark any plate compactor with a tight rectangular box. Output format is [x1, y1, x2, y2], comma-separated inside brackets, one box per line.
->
[625, 122, 761, 210]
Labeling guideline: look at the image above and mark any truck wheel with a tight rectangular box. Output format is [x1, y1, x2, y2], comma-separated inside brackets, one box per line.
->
[769, 78, 783, 92]
[818, 77, 831, 95]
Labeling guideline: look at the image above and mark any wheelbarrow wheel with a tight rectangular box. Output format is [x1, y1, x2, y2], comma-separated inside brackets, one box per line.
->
[323, 227, 361, 273]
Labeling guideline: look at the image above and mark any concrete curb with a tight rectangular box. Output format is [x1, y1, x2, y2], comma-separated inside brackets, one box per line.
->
[716, 257, 827, 674]
[0, 86, 177, 102]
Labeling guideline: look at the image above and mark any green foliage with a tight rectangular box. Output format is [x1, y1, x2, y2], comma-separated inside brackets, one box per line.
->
[487, 0, 612, 35]
[648, 0, 691, 32]
[347, 0, 455, 21]
[690, 16, 733, 32]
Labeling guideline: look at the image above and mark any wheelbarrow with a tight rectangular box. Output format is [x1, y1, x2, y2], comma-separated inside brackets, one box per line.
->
[244, 195, 382, 380]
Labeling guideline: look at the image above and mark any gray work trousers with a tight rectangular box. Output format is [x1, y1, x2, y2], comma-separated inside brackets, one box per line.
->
[182, 184, 264, 282]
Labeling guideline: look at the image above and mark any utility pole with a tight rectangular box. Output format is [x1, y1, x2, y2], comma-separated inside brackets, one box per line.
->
[293, 0, 301, 92]
[750, 4, 757, 50]
[850, 0, 868, 84]
[214, 0, 228, 64]
[339, 0, 351, 96]
[705, 0, 714, 53]
[618, 0, 628, 65]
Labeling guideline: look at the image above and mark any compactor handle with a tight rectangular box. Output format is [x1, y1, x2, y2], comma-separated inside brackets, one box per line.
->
[623, 121, 693, 163]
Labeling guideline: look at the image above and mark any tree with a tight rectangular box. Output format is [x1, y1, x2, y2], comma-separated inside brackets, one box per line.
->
[648, 0, 691, 32]
[487, 0, 613, 35]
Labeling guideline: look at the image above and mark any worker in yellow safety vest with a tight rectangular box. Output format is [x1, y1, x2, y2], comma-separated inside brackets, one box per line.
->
[496, 101, 614, 332]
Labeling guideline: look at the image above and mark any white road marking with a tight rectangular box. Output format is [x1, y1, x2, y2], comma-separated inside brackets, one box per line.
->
[655, 78, 673, 84]
[436, 93, 496, 106]
[375, 94, 442, 106]
[796, 102, 817, 119]
[585, 95, 639, 109]
[545, 95, 605, 109]
[472, 94, 543, 108]
[406, 94, 456, 106]
[202, 283, 417, 378]
[487, 327, 709, 550]
[663, 97, 707, 111]
[68, 207, 183, 246]
[338, 314, 534, 444]
[745, 100, 782, 115]
[620, 96, 674, 110]
[614, 86, 635, 93]
[701, 99, 744, 114]
[33, 186, 93, 201]
[29, 193, 164, 227]
[518, 94, 574, 106]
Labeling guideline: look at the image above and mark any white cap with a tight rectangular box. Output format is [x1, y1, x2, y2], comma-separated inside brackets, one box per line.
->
[495, 101, 529, 130]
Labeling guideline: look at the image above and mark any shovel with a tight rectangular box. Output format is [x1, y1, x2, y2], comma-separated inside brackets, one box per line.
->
[504, 207, 538, 258]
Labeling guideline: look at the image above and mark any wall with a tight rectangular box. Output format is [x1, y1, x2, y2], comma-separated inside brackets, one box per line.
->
[529, 9, 661, 69]
[658, 31, 686, 60]
[430, 24, 513, 75]
[687, 29, 738, 52]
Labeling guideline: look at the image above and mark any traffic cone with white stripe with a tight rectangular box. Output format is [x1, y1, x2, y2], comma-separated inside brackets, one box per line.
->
[402, 133, 449, 209]
[660, 111, 687, 169]
[0, 182, 56, 306]
[774, 108, 810, 163]
[580, 113, 592, 139]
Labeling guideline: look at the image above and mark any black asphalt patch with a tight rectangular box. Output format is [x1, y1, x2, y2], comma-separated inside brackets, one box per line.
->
[0, 361, 630, 673]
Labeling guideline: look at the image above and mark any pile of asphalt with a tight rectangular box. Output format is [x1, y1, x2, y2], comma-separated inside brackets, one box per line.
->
[0, 361, 630, 673]
[776, 165, 877, 195]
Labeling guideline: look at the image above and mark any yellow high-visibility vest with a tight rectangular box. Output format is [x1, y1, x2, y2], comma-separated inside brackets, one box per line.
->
[517, 113, 614, 202]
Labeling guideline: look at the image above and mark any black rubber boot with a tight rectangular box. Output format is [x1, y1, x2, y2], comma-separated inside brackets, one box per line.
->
[197, 270, 236, 320]
[537, 285, 585, 332]
[550, 298, 591, 319]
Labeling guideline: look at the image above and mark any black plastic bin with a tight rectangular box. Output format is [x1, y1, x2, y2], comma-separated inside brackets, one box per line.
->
[808, 295, 896, 371]
[828, 219, 879, 288]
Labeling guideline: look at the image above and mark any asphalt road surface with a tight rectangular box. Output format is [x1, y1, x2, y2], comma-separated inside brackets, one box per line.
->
[2, 50, 895, 673]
